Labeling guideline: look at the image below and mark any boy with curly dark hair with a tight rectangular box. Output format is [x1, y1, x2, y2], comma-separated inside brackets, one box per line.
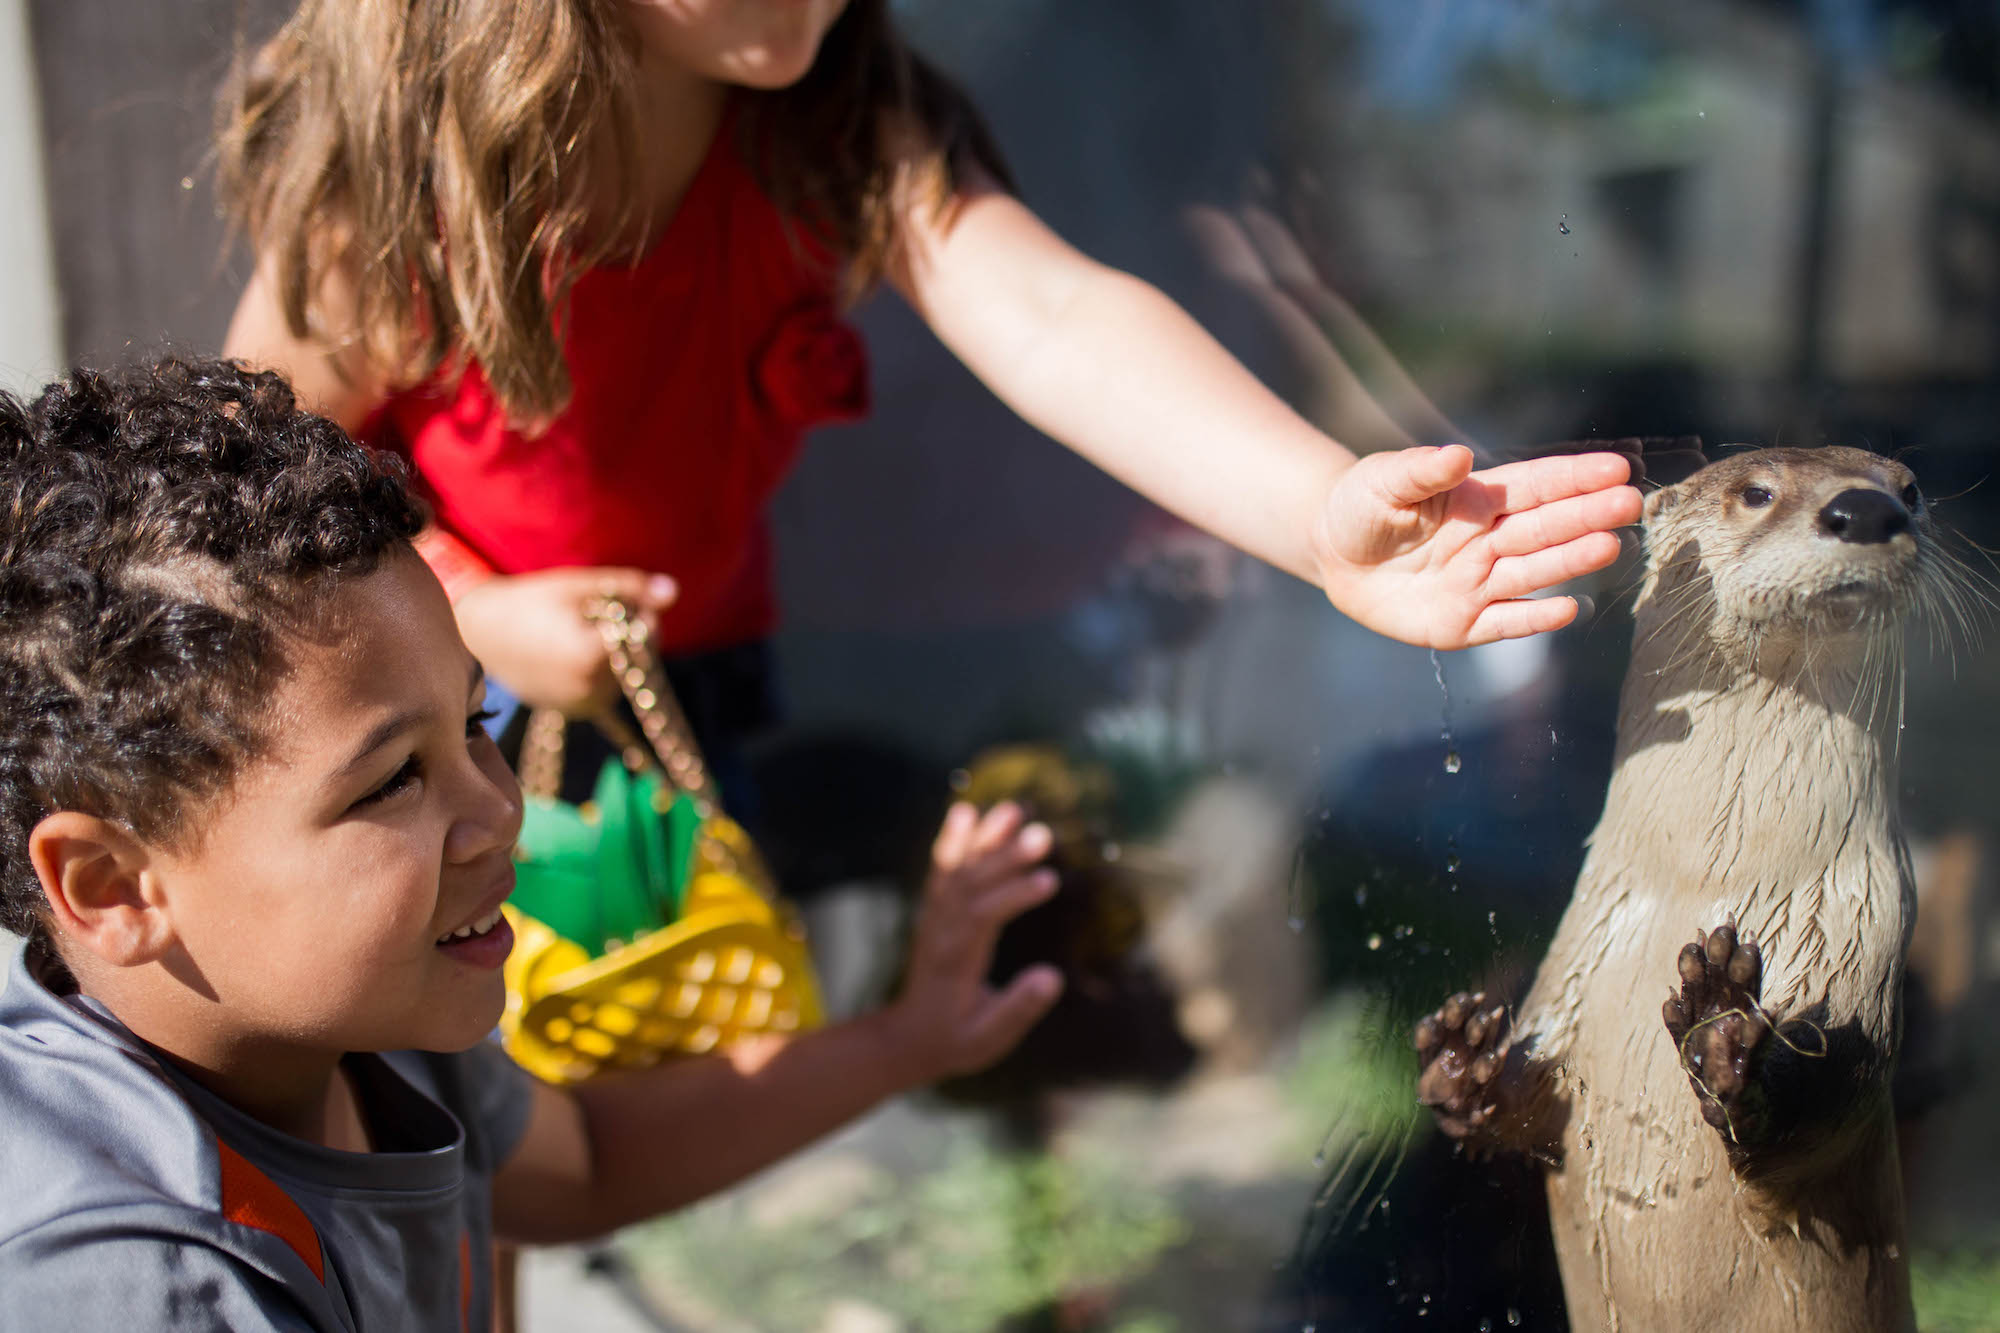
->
[0, 358, 1062, 1330]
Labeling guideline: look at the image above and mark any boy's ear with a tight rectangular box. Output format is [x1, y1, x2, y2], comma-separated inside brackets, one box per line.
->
[28, 813, 175, 968]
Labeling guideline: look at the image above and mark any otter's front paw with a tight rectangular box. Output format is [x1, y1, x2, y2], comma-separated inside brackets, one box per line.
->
[1416, 990, 1510, 1140]
[1663, 923, 1771, 1147]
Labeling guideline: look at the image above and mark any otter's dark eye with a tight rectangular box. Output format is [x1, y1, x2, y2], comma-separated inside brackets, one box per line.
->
[1900, 483, 1921, 510]
[1740, 485, 1774, 508]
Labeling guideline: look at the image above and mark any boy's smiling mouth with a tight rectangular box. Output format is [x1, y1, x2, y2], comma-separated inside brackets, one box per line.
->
[434, 870, 517, 968]
[437, 907, 506, 944]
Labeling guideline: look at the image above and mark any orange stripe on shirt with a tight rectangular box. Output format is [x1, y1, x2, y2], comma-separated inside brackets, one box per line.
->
[216, 1137, 325, 1283]
[459, 1230, 473, 1332]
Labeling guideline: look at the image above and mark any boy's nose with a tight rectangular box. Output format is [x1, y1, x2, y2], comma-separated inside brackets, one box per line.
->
[446, 755, 524, 863]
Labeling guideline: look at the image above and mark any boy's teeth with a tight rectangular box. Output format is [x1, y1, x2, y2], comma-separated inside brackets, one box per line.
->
[437, 908, 503, 945]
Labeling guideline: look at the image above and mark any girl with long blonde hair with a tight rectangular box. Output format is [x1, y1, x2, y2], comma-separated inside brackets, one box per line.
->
[220, 0, 1639, 726]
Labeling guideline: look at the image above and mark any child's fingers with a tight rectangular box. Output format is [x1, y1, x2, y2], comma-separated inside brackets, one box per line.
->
[961, 965, 1065, 1070]
[1464, 595, 1580, 645]
[1481, 487, 1642, 561]
[973, 868, 1060, 930]
[1484, 530, 1622, 602]
[981, 819, 1051, 874]
[949, 822, 1053, 901]
[966, 801, 1027, 859]
[930, 801, 980, 872]
[558, 565, 677, 611]
[1471, 452, 1633, 515]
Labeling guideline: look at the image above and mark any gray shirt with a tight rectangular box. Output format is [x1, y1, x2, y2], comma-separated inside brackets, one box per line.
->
[0, 944, 534, 1331]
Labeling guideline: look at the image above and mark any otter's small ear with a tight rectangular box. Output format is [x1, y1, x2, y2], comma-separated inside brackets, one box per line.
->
[1642, 485, 1683, 524]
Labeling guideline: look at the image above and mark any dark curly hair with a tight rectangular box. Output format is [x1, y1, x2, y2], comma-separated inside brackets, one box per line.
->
[0, 357, 426, 970]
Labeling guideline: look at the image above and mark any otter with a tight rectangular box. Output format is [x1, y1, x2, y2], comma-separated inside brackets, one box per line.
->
[1414, 447, 1978, 1332]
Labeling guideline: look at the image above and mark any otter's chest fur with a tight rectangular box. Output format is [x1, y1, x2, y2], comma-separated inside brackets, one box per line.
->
[1513, 638, 1915, 1331]
[1526, 670, 1912, 1070]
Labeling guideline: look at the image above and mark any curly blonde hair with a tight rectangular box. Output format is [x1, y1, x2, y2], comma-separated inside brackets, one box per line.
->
[217, 0, 1007, 424]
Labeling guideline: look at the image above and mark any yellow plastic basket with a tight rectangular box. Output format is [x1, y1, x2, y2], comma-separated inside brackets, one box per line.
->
[496, 602, 825, 1084]
[499, 879, 823, 1083]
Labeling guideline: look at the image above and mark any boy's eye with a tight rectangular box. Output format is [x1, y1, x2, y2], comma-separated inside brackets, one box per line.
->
[354, 755, 422, 809]
[467, 705, 500, 738]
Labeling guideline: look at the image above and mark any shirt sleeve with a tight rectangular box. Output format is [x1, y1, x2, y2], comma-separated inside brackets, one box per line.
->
[0, 1218, 324, 1333]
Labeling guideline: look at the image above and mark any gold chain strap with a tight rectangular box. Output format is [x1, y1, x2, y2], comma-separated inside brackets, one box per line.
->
[587, 596, 719, 816]
[517, 707, 569, 802]
[514, 596, 719, 818]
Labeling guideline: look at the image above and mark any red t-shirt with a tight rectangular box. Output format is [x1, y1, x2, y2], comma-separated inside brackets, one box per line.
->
[366, 120, 871, 653]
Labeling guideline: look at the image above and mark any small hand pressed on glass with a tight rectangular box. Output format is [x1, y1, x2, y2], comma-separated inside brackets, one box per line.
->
[1314, 444, 1642, 648]
[885, 800, 1066, 1082]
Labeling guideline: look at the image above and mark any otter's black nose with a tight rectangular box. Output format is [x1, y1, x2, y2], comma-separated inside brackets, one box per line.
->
[1817, 489, 1910, 544]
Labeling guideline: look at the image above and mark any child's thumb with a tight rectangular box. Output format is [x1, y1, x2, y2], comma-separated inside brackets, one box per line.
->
[963, 965, 1064, 1070]
[1377, 443, 1475, 507]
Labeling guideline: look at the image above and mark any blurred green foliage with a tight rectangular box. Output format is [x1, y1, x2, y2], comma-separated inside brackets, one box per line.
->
[626, 1124, 1191, 1332]
[1914, 1243, 2000, 1333]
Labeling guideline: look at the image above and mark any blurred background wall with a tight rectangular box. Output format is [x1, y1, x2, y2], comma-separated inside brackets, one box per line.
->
[0, 0, 59, 398]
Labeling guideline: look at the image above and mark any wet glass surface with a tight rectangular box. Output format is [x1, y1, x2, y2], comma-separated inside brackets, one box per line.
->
[740, 3, 2000, 1328]
[22, 1, 2000, 1329]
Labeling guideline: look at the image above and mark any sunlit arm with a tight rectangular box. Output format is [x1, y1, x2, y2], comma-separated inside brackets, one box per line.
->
[893, 176, 1644, 649]
[489, 1013, 921, 1243]
[892, 180, 1349, 587]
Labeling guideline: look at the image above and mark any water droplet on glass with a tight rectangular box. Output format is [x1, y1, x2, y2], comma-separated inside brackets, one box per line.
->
[1557, 213, 1571, 235]
[1446, 853, 1461, 873]
[1507, 1311, 1521, 1327]
[1698, 108, 1707, 118]
[1366, 932, 1383, 951]
[1354, 886, 1368, 906]
[948, 768, 970, 792]
[1303, 1324, 1316, 1333]
[1430, 650, 1457, 774]
[1480, 1322, 1494, 1333]
[179, 175, 195, 191]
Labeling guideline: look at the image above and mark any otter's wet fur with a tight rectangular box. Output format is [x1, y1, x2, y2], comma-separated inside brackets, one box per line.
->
[1417, 447, 1986, 1331]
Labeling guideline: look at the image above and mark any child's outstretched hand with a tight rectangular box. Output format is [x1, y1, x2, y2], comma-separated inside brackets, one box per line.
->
[1312, 444, 1642, 647]
[883, 801, 1065, 1083]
